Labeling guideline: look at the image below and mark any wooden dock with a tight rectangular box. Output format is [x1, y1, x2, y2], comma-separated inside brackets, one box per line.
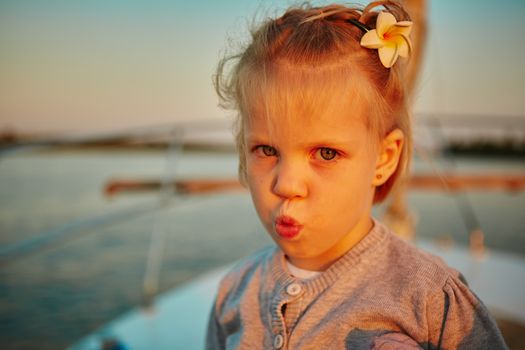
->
[105, 174, 525, 196]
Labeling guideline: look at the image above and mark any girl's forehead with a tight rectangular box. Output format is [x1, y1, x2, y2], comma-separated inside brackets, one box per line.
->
[241, 63, 374, 131]
[244, 108, 378, 154]
[247, 102, 363, 130]
[244, 102, 374, 147]
[244, 88, 370, 134]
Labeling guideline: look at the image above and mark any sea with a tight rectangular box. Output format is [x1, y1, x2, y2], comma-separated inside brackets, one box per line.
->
[0, 148, 524, 350]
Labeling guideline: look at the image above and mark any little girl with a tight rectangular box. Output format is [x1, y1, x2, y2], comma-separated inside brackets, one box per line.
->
[206, 1, 507, 349]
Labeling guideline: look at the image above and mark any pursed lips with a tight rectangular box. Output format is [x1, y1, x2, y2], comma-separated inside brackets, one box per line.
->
[274, 215, 303, 239]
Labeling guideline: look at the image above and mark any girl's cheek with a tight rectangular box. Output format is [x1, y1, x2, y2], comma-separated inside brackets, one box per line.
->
[249, 157, 274, 172]
[246, 163, 269, 187]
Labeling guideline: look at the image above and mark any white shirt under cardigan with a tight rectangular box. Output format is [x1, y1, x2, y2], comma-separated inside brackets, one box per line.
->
[206, 220, 507, 350]
[285, 260, 321, 280]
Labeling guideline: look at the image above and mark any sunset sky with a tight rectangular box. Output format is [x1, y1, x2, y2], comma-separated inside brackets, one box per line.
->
[1, 0, 524, 134]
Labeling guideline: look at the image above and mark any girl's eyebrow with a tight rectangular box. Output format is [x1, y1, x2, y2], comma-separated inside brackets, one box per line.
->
[298, 138, 357, 148]
[245, 135, 269, 144]
[245, 136, 359, 148]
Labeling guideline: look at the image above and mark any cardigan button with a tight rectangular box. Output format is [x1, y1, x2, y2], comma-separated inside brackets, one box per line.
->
[286, 282, 302, 296]
[273, 334, 284, 349]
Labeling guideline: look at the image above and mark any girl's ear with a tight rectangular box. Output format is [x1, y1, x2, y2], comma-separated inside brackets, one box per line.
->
[373, 128, 404, 186]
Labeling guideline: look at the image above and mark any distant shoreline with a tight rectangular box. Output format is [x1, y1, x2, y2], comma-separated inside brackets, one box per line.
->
[1, 113, 524, 157]
[3, 137, 523, 158]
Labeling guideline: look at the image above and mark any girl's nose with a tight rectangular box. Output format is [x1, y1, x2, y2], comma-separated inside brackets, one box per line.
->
[272, 160, 308, 199]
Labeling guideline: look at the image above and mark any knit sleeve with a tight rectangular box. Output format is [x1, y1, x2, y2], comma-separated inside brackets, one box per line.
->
[432, 276, 508, 350]
[204, 262, 248, 350]
[205, 297, 226, 350]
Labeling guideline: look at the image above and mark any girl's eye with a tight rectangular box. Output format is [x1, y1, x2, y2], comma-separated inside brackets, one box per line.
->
[255, 145, 277, 157]
[316, 147, 338, 161]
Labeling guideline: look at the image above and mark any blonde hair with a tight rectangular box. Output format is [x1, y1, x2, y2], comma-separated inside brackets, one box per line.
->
[215, 1, 412, 203]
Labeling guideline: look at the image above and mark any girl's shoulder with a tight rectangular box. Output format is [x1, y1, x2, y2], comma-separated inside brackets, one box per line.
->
[371, 224, 507, 348]
[213, 245, 277, 309]
[376, 221, 466, 292]
[224, 244, 276, 280]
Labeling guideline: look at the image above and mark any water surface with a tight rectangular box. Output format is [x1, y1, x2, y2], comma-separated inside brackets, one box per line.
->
[0, 150, 523, 349]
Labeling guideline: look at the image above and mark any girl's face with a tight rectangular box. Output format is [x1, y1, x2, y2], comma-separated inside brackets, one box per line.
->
[244, 104, 382, 271]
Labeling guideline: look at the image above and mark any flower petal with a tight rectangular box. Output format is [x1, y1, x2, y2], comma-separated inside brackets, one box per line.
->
[397, 40, 409, 57]
[378, 43, 399, 68]
[402, 35, 412, 57]
[388, 22, 413, 37]
[390, 33, 412, 57]
[360, 30, 384, 49]
[396, 21, 413, 27]
[376, 12, 397, 37]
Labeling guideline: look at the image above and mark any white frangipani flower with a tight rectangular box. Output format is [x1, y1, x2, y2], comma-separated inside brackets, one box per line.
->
[360, 12, 413, 68]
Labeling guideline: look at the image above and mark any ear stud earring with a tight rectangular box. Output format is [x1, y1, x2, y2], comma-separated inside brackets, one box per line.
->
[376, 174, 382, 180]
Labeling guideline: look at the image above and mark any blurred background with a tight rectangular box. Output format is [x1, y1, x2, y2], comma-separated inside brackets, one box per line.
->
[1, 0, 524, 349]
